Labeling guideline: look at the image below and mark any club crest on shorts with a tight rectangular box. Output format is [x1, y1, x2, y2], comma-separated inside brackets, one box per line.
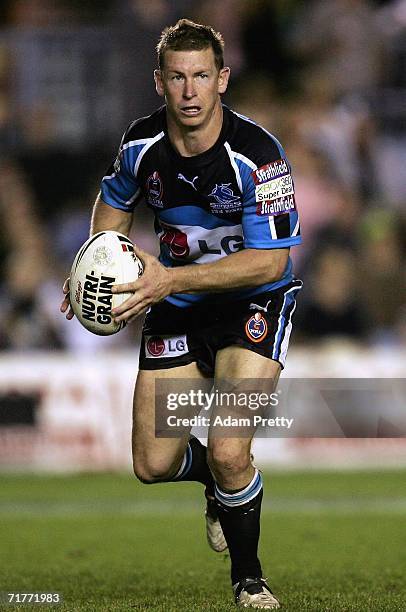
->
[245, 312, 268, 343]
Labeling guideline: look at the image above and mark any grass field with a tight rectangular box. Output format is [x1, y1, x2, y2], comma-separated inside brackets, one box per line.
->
[0, 470, 405, 611]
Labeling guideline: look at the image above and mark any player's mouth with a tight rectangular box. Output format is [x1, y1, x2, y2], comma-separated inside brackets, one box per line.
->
[180, 105, 202, 116]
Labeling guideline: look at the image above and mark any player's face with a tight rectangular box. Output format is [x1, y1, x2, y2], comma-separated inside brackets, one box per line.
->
[154, 48, 230, 129]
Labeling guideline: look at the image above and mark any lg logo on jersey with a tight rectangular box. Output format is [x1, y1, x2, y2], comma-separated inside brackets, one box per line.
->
[159, 224, 243, 259]
[199, 235, 243, 255]
[160, 225, 190, 257]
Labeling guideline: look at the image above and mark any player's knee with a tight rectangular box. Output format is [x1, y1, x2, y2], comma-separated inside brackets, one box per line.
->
[132, 456, 173, 484]
[132, 466, 156, 484]
[207, 445, 251, 480]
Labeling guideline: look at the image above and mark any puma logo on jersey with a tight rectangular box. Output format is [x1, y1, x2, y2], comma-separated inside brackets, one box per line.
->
[177, 173, 198, 190]
[249, 299, 272, 313]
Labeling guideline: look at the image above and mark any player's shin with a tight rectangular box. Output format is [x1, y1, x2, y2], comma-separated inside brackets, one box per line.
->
[171, 436, 214, 491]
[169, 436, 227, 552]
[215, 469, 263, 583]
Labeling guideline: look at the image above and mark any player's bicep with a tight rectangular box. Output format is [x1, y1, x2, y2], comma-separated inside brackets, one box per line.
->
[91, 195, 133, 236]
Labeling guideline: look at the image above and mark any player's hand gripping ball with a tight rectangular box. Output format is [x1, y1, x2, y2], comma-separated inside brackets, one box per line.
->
[70, 231, 143, 335]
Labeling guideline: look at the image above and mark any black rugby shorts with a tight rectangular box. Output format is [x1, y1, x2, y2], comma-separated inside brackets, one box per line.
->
[139, 280, 303, 376]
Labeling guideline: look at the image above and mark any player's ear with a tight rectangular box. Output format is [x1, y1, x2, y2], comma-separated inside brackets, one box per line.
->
[217, 67, 230, 95]
[154, 69, 165, 97]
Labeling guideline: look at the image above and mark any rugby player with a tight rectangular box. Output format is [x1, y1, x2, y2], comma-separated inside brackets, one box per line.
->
[61, 19, 302, 609]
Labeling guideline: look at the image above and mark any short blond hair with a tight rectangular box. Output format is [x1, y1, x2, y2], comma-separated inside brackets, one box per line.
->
[157, 18, 224, 71]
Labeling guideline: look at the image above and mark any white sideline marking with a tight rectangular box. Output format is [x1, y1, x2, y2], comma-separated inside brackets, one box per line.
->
[1, 498, 406, 517]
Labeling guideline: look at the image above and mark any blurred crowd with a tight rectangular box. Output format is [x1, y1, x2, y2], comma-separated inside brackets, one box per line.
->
[0, 0, 405, 352]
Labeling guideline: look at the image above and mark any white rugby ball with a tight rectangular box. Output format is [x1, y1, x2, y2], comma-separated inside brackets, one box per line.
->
[70, 231, 143, 335]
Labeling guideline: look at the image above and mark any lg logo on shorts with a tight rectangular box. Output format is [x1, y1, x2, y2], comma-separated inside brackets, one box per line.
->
[145, 335, 189, 358]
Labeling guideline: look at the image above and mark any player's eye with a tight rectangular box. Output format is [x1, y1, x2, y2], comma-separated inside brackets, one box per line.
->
[198, 73, 209, 79]
[172, 75, 184, 81]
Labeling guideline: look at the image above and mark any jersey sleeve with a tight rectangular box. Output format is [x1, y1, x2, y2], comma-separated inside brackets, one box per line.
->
[240, 148, 301, 249]
[100, 126, 142, 212]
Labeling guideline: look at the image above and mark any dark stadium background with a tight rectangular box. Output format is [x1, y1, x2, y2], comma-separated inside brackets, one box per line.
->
[0, 2, 405, 611]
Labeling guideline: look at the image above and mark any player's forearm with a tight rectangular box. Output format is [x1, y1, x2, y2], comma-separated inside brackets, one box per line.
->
[90, 195, 133, 236]
[168, 248, 288, 294]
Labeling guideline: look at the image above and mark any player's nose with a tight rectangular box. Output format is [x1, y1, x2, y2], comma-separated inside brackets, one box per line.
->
[183, 78, 196, 98]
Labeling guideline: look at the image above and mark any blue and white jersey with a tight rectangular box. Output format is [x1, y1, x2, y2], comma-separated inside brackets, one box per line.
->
[101, 105, 301, 307]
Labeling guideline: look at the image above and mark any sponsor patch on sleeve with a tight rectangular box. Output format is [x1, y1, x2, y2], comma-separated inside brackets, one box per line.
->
[255, 173, 294, 202]
[256, 194, 296, 216]
[251, 158, 290, 185]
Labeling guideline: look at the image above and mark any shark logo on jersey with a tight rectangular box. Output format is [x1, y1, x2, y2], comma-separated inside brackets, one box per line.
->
[146, 171, 164, 208]
[208, 183, 241, 214]
[177, 173, 198, 190]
